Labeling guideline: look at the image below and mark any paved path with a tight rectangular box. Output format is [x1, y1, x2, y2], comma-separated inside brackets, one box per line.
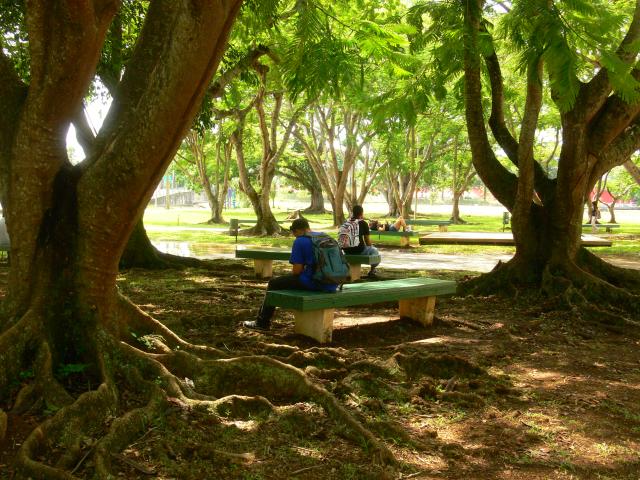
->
[153, 241, 640, 273]
[153, 241, 507, 272]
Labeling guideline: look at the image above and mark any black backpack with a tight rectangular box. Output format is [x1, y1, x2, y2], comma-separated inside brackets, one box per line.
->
[305, 233, 350, 288]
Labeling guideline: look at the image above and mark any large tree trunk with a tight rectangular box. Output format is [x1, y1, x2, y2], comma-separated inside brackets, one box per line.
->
[460, 0, 640, 321]
[0, 1, 244, 475]
[0, 5, 397, 477]
[306, 181, 326, 213]
[119, 219, 206, 270]
[450, 193, 465, 224]
[607, 202, 617, 224]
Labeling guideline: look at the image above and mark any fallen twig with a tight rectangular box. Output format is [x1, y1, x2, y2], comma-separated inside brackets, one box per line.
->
[290, 464, 324, 476]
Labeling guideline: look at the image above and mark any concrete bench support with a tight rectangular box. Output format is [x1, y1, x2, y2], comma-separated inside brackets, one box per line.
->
[293, 308, 335, 343]
[254, 259, 273, 279]
[399, 296, 436, 326]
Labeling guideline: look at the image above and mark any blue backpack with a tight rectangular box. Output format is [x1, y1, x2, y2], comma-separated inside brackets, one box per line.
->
[305, 233, 350, 288]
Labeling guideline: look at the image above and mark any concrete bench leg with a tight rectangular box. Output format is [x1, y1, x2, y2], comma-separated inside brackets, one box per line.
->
[254, 259, 273, 279]
[399, 296, 436, 327]
[399, 236, 410, 247]
[438, 225, 448, 232]
[293, 308, 335, 343]
[349, 264, 362, 281]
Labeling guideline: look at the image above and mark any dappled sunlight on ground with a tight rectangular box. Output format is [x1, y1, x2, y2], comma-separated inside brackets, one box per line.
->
[3, 260, 640, 479]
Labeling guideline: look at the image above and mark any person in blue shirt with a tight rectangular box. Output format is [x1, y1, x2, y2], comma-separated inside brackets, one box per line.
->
[243, 218, 337, 331]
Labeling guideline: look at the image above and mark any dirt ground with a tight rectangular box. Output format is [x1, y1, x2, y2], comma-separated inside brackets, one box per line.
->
[1, 258, 639, 479]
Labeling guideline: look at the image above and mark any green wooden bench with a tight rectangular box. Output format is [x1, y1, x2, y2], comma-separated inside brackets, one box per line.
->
[372, 230, 418, 247]
[235, 248, 380, 281]
[406, 219, 451, 232]
[265, 277, 456, 343]
[581, 223, 620, 233]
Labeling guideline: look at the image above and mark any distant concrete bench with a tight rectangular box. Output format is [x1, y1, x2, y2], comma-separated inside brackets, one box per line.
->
[265, 277, 456, 343]
[372, 230, 419, 247]
[419, 231, 612, 247]
[0, 218, 10, 262]
[582, 223, 620, 233]
[406, 219, 451, 232]
[235, 248, 380, 281]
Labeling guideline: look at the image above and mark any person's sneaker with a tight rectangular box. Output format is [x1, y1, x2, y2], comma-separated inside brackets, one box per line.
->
[243, 320, 270, 331]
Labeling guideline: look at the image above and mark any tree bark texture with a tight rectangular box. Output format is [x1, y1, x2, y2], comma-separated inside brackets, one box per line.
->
[461, 0, 640, 316]
[0, 1, 248, 475]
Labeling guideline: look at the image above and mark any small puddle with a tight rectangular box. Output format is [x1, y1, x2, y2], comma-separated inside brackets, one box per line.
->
[152, 241, 236, 259]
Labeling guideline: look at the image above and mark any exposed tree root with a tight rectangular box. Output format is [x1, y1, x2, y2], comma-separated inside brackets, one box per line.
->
[460, 253, 640, 328]
[577, 248, 640, 290]
[2, 303, 397, 478]
[542, 261, 640, 328]
[12, 342, 74, 414]
[116, 294, 228, 359]
[187, 355, 397, 465]
[458, 259, 523, 296]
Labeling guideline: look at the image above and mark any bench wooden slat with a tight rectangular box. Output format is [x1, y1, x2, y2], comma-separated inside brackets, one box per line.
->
[265, 278, 456, 310]
[581, 224, 619, 233]
[406, 219, 451, 226]
[373, 231, 416, 237]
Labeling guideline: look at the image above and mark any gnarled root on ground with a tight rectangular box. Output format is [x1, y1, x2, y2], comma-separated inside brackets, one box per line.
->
[458, 258, 533, 297]
[459, 253, 640, 329]
[541, 259, 640, 329]
[2, 297, 396, 478]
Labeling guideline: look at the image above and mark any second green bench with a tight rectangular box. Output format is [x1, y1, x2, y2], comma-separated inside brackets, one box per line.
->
[406, 219, 452, 232]
[581, 223, 620, 233]
[235, 248, 380, 281]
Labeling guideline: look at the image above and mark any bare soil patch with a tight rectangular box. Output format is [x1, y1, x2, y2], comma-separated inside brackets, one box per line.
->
[1, 260, 639, 479]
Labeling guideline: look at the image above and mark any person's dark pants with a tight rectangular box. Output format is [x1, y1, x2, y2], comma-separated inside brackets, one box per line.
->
[256, 274, 308, 327]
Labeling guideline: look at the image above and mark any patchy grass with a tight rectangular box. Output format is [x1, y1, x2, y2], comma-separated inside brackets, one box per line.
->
[143, 207, 640, 254]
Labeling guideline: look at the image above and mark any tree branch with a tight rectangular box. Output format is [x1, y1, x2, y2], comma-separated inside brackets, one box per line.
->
[484, 50, 554, 202]
[78, 0, 243, 263]
[25, 1, 118, 127]
[587, 68, 640, 154]
[590, 118, 640, 185]
[208, 45, 271, 98]
[71, 102, 97, 159]
[623, 158, 640, 185]
[463, 0, 517, 209]
[581, 0, 640, 120]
